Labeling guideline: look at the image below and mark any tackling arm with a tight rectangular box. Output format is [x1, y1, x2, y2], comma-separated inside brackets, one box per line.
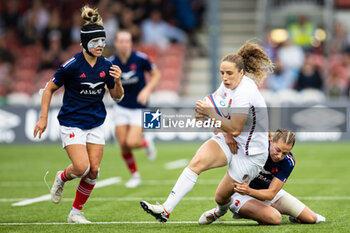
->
[234, 177, 285, 201]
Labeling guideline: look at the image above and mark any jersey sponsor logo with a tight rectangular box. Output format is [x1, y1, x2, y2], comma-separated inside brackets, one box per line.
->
[121, 70, 136, 80]
[81, 82, 104, 89]
[261, 167, 272, 175]
[80, 73, 86, 78]
[100, 71, 106, 78]
[80, 82, 104, 95]
[80, 89, 103, 95]
[256, 173, 272, 183]
[121, 70, 139, 85]
[69, 132, 75, 138]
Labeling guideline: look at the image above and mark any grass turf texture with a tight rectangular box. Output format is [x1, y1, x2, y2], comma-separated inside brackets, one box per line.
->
[0, 142, 349, 232]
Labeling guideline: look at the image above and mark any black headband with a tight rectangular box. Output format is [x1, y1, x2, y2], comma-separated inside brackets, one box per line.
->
[81, 24, 106, 56]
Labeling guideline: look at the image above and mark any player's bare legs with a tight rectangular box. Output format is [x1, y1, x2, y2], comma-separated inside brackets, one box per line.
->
[68, 143, 103, 223]
[65, 145, 91, 178]
[188, 140, 229, 174]
[272, 194, 325, 224]
[116, 125, 142, 187]
[51, 145, 90, 204]
[141, 139, 228, 222]
[236, 200, 282, 225]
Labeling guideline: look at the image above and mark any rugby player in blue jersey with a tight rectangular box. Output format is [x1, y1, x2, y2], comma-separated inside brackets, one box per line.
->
[198, 129, 325, 225]
[110, 31, 160, 188]
[33, 5, 123, 223]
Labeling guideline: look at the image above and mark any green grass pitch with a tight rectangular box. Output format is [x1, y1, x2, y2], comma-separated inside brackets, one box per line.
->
[0, 141, 349, 232]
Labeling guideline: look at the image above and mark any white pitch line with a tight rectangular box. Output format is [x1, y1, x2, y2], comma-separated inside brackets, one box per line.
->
[0, 220, 253, 226]
[164, 159, 189, 170]
[11, 177, 121, 207]
[3, 196, 350, 203]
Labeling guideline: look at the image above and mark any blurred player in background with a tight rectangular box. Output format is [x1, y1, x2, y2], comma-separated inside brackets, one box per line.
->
[33, 5, 124, 223]
[110, 31, 160, 188]
[198, 129, 326, 225]
[141, 42, 273, 222]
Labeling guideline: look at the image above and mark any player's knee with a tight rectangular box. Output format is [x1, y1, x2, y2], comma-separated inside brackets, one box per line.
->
[214, 190, 227, 205]
[125, 139, 140, 149]
[188, 157, 205, 174]
[301, 213, 317, 224]
[118, 140, 127, 148]
[89, 166, 99, 179]
[265, 210, 282, 225]
[72, 164, 90, 178]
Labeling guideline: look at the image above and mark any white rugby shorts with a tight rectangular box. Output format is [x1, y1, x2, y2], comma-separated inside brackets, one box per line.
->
[113, 104, 142, 127]
[211, 133, 268, 183]
[230, 189, 287, 214]
[59, 124, 105, 148]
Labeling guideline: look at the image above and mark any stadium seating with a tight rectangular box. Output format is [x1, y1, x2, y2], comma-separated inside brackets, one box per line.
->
[135, 44, 185, 101]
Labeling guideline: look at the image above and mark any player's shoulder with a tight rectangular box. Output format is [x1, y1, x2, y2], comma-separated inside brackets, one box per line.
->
[135, 51, 150, 61]
[108, 55, 115, 61]
[101, 56, 113, 66]
[241, 76, 258, 89]
[61, 52, 82, 69]
[283, 152, 296, 168]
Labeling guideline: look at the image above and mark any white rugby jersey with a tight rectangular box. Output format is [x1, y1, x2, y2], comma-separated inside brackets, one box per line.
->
[216, 75, 268, 155]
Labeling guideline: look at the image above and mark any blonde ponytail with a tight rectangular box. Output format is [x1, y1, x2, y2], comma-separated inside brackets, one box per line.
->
[81, 5, 103, 26]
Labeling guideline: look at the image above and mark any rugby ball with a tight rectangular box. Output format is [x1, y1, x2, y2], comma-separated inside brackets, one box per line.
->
[203, 94, 230, 118]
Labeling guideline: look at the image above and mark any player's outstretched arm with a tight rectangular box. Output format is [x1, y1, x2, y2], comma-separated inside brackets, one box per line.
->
[33, 80, 59, 139]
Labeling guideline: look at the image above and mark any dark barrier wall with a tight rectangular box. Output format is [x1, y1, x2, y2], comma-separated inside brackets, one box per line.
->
[0, 103, 349, 144]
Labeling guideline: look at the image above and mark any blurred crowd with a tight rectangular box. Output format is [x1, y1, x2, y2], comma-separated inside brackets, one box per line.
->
[1, 0, 350, 104]
[0, 0, 205, 103]
[263, 14, 350, 100]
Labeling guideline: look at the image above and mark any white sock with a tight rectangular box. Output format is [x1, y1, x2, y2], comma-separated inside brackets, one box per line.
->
[84, 177, 97, 185]
[215, 199, 233, 216]
[69, 207, 81, 216]
[163, 167, 198, 213]
[131, 172, 140, 179]
[315, 213, 326, 223]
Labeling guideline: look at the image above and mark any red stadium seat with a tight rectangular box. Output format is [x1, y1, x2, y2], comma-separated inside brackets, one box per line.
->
[0, 84, 7, 96]
[165, 44, 185, 56]
[13, 69, 37, 82]
[15, 56, 40, 70]
[162, 54, 184, 70]
[12, 80, 34, 94]
[20, 45, 42, 57]
[67, 43, 82, 57]
[336, 0, 350, 8]
[135, 44, 160, 63]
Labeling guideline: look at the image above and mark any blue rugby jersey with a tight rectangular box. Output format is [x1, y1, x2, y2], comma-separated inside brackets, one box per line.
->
[52, 52, 115, 129]
[109, 51, 153, 109]
[249, 146, 295, 190]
